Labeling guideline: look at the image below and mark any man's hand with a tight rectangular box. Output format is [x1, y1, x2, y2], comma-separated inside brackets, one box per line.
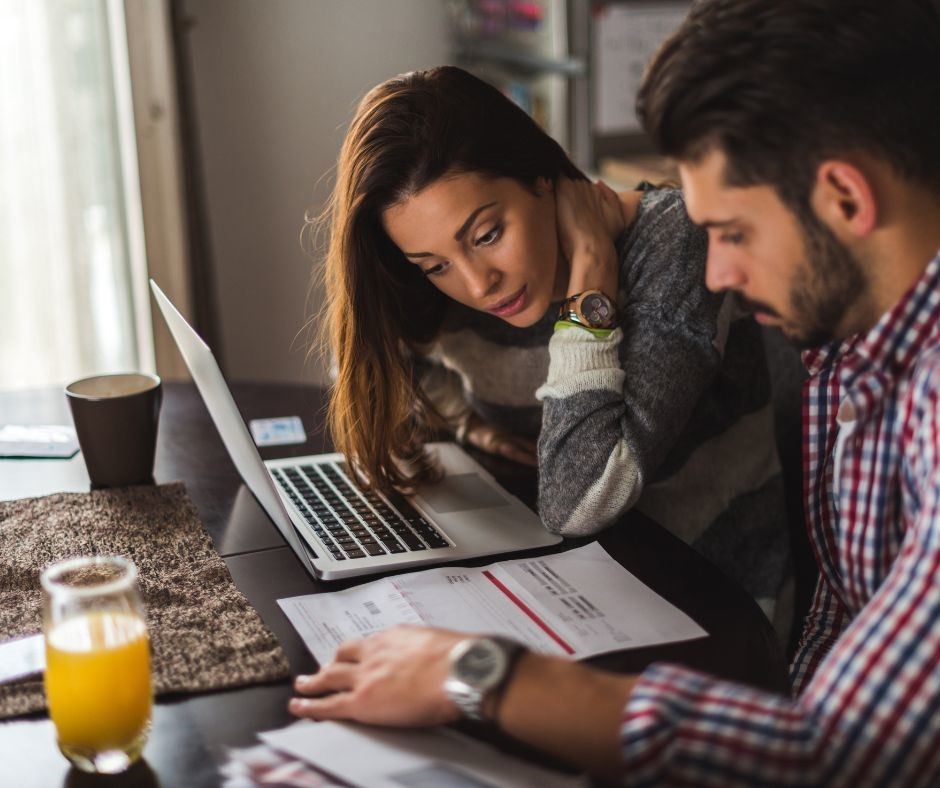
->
[289, 624, 636, 779]
[461, 413, 538, 467]
[555, 177, 624, 299]
[289, 625, 465, 727]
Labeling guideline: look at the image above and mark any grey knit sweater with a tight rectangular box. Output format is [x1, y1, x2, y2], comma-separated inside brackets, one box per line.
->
[416, 188, 789, 617]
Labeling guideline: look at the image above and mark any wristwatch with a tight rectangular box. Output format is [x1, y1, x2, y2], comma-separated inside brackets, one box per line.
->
[443, 636, 524, 721]
[558, 289, 617, 329]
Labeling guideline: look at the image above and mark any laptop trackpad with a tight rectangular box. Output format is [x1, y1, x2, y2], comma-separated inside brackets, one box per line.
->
[419, 473, 509, 515]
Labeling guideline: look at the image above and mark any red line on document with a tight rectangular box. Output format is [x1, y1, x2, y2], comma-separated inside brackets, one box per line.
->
[482, 570, 575, 655]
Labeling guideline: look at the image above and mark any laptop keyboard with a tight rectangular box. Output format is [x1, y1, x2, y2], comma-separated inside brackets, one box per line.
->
[271, 462, 451, 561]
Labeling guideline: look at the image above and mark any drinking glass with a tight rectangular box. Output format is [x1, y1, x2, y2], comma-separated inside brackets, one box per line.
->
[41, 556, 152, 774]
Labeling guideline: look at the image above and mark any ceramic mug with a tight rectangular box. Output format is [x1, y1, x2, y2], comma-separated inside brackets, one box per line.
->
[65, 373, 162, 488]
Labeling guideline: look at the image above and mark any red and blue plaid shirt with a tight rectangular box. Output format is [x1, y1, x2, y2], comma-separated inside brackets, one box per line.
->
[619, 251, 940, 786]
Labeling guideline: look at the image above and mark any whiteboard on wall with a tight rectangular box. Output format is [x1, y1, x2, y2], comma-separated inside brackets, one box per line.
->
[593, 2, 691, 135]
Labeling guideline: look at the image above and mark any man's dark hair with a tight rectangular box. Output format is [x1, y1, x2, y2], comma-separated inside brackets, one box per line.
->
[637, 0, 940, 213]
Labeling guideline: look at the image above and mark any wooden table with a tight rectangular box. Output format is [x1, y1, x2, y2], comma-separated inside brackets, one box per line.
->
[0, 382, 788, 787]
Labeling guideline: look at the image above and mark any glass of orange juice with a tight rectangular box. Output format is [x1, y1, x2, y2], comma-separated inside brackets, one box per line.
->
[41, 555, 152, 774]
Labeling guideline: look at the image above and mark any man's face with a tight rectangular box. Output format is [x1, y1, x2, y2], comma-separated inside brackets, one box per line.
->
[680, 149, 867, 348]
[382, 172, 563, 328]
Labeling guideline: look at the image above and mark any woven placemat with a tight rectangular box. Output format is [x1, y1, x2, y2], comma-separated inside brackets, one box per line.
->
[0, 482, 290, 719]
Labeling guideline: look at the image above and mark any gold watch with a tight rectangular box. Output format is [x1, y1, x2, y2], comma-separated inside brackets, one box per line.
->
[558, 289, 617, 329]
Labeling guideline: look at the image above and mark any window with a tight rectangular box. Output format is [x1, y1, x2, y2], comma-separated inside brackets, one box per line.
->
[0, 0, 153, 391]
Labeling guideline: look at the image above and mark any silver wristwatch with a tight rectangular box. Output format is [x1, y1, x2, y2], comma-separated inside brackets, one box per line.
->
[443, 636, 524, 721]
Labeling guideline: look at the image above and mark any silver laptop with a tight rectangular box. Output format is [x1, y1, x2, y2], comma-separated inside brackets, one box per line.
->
[150, 280, 561, 580]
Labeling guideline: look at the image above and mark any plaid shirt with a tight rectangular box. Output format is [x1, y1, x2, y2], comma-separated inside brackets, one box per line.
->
[619, 251, 940, 786]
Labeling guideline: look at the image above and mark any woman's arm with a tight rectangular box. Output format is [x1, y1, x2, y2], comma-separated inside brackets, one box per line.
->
[536, 187, 723, 535]
[414, 353, 537, 466]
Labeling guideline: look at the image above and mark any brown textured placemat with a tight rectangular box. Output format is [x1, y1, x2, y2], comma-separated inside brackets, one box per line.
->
[0, 482, 290, 719]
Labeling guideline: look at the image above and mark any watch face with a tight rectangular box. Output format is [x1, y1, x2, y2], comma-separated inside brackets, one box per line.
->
[580, 293, 614, 327]
[457, 640, 506, 688]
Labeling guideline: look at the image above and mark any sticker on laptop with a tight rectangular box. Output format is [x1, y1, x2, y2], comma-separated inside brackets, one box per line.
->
[249, 416, 307, 447]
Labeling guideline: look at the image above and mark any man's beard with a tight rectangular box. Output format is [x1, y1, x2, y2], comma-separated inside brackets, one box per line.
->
[786, 211, 867, 349]
[728, 211, 867, 349]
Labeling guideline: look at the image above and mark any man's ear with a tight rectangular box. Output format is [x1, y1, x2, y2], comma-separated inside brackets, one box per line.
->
[535, 176, 553, 194]
[811, 160, 878, 238]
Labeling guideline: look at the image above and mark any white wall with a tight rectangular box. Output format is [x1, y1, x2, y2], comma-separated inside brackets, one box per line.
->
[180, 0, 450, 384]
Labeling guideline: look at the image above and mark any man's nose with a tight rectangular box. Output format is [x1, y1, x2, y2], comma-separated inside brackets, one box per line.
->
[704, 247, 746, 293]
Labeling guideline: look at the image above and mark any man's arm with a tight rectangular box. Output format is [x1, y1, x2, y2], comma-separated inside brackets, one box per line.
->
[291, 366, 940, 785]
[288, 625, 635, 780]
[489, 652, 636, 778]
[618, 373, 940, 785]
[292, 480, 940, 786]
[788, 573, 849, 695]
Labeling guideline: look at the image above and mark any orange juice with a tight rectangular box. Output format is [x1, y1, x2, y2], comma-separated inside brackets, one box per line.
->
[44, 611, 152, 757]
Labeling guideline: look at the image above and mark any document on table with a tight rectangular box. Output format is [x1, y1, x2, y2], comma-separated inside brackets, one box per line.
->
[278, 542, 706, 665]
[260, 720, 588, 788]
[0, 424, 79, 458]
[0, 634, 45, 685]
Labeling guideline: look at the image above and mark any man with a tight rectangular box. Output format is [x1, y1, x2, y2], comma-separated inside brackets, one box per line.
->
[289, 1, 940, 783]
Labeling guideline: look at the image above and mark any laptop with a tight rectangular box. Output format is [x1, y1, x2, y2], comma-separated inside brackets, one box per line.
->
[150, 280, 561, 580]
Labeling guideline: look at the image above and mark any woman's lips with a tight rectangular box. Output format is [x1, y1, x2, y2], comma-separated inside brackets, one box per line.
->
[488, 286, 528, 317]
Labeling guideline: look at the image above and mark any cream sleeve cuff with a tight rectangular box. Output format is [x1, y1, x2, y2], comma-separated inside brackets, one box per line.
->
[535, 327, 624, 401]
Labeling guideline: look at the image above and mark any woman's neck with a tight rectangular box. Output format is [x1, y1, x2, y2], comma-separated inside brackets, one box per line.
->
[617, 188, 643, 231]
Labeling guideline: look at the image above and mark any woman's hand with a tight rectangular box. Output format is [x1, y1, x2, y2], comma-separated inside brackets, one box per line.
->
[289, 625, 466, 727]
[461, 412, 538, 467]
[555, 176, 624, 299]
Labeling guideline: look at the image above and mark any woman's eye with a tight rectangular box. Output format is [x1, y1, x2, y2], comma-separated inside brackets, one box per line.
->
[423, 261, 448, 277]
[475, 225, 502, 247]
[720, 231, 745, 245]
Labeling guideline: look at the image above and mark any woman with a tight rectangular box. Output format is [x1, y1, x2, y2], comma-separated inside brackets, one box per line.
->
[317, 66, 788, 621]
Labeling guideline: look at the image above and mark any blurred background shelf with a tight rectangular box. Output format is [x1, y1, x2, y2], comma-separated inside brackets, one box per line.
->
[599, 153, 679, 189]
[448, 0, 590, 166]
[453, 42, 585, 75]
[448, 0, 691, 175]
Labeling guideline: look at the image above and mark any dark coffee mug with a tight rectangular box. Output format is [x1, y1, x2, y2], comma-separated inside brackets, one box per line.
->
[65, 373, 162, 488]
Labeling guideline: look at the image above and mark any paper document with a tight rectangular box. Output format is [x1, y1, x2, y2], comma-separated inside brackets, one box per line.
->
[0, 424, 79, 459]
[260, 720, 587, 788]
[279, 542, 706, 665]
[220, 741, 342, 787]
[0, 634, 45, 685]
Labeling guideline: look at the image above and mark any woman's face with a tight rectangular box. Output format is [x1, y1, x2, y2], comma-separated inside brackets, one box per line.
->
[381, 172, 566, 328]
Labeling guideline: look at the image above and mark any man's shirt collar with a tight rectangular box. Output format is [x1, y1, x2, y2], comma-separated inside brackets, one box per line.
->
[802, 250, 940, 382]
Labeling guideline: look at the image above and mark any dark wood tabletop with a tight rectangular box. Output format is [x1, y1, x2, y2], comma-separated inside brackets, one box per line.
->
[0, 382, 788, 787]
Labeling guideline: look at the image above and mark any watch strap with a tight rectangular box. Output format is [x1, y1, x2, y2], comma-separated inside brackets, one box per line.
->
[482, 644, 525, 724]
[448, 683, 485, 721]
[554, 319, 614, 339]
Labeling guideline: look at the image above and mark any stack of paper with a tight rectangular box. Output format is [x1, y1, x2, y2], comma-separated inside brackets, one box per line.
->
[259, 721, 588, 788]
[253, 543, 706, 787]
[278, 541, 707, 666]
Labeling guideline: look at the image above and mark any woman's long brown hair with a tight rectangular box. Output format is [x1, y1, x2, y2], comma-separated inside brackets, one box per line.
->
[317, 66, 583, 493]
